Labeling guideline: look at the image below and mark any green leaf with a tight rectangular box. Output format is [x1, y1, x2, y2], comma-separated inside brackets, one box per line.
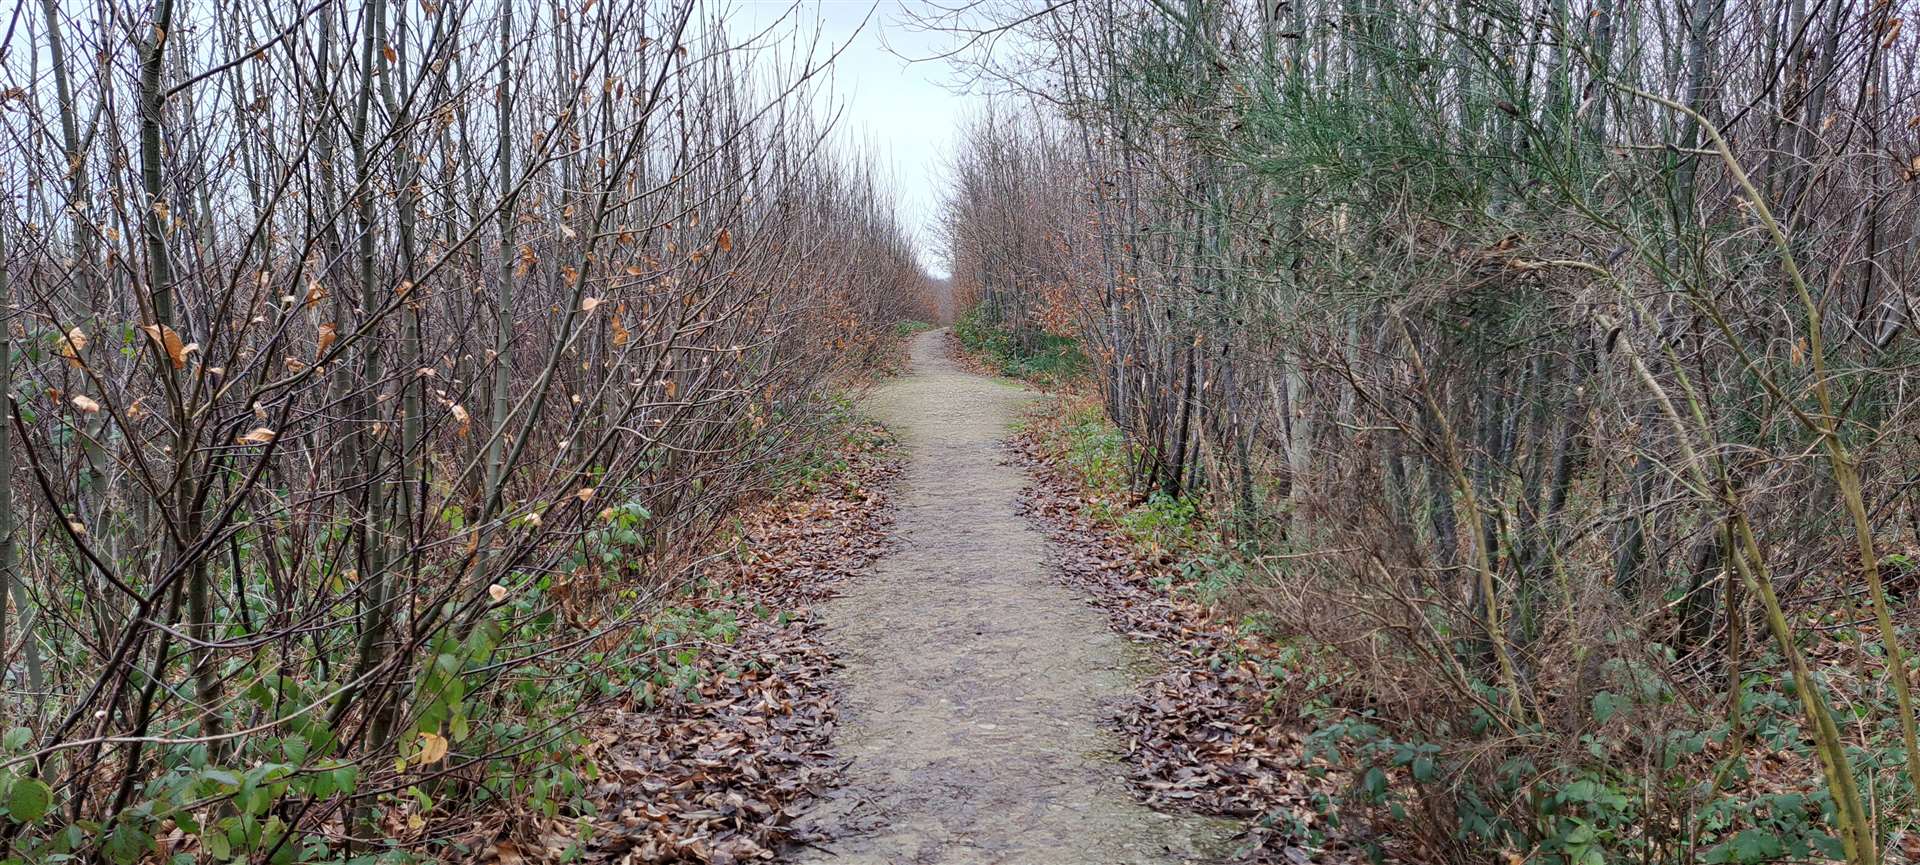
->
[2, 728, 30, 751]
[1591, 691, 1623, 724]
[1361, 766, 1387, 798]
[1705, 828, 1785, 864]
[200, 769, 242, 789]
[6, 778, 51, 823]
[103, 822, 153, 865]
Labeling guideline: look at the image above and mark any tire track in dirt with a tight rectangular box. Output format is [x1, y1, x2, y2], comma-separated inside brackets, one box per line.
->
[795, 330, 1236, 865]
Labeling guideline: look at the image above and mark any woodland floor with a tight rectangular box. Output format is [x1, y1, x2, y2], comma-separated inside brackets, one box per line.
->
[792, 330, 1238, 865]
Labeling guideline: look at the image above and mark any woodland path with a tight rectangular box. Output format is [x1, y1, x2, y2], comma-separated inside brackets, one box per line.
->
[796, 330, 1234, 865]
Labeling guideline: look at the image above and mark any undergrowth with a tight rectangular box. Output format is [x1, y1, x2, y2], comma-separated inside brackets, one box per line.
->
[1019, 390, 1915, 865]
[951, 306, 1086, 383]
[0, 410, 892, 865]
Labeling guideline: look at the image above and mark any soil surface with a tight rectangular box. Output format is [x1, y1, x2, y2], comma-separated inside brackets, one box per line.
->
[796, 330, 1236, 865]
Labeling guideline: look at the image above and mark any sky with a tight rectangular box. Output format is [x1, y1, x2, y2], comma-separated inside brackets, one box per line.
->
[724, 1, 982, 278]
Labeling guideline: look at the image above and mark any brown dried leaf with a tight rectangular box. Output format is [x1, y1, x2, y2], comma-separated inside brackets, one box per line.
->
[417, 731, 449, 765]
[57, 327, 87, 363]
[316, 322, 338, 358]
[140, 324, 190, 369]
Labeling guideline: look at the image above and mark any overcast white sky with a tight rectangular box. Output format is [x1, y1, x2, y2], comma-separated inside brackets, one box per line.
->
[725, 1, 982, 278]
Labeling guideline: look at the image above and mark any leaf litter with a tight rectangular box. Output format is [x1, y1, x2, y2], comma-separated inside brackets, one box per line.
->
[1009, 429, 1366, 865]
[566, 424, 902, 864]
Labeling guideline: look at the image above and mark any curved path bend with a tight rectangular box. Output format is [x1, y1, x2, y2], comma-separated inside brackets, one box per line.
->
[797, 329, 1233, 865]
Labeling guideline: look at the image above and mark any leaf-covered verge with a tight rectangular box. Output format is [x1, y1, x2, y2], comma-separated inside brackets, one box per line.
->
[569, 416, 901, 864]
[1011, 386, 1920, 865]
[0, 398, 900, 865]
[425, 415, 900, 865]
[1009, 401, 1362, 865]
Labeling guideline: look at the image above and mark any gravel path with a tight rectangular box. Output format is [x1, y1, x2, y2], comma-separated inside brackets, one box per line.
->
[796, 330, 1235, 865]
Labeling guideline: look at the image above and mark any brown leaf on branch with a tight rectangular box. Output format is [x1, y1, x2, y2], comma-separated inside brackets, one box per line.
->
[316, 322, 338, 358]
[418, 731, 449, 765]
[140, 324, 190, 369]
[57, 327, 87, 365]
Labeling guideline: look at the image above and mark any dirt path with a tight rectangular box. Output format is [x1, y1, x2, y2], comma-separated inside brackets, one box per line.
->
[797, 330, 1235, 865]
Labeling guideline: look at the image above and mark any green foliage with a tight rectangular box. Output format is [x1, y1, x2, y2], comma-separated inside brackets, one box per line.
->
[1058, 403, 1128, 491]
[1118, 491, 1200, 552]
[765, 393, 884, 494]
[953, 305, 1085, 381]
[1300, 688, 1864, 865]
[893, 319, 935, 337]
